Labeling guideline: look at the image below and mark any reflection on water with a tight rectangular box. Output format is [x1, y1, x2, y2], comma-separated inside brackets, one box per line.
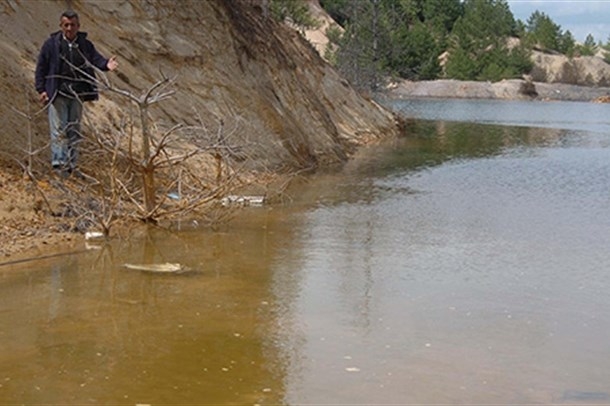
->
[0, 227, 290, 404]
[277, 121, 610, 404]
[2, 100, 610, 403]
[390, 97, 610, 133]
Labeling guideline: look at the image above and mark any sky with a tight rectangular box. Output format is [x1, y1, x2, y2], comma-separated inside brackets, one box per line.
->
[507, 0, 610, 43]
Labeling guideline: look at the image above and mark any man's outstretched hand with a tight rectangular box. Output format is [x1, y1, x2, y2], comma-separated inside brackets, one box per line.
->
[107, 55, 118, 71]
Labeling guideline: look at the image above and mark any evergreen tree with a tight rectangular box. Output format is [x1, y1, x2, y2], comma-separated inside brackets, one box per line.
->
[269, 0, 319, 29]
[559, 30, 576, 56]
[326, 0, 450, 88]
[391, 21, 442, 80]
[444, 46, 477, 80]
[422, 0, 463, 36]
[524, 10, 562, 52]
[445, 0, 530, 81]
[576, 33, 598, 56]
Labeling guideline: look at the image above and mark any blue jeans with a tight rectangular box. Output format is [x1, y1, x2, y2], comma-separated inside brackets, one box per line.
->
[48, 95, 83, 170]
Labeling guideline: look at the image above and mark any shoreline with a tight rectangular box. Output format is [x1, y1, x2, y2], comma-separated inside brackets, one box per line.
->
[383, 79, 610, 103]
[3, 79, 610, 263]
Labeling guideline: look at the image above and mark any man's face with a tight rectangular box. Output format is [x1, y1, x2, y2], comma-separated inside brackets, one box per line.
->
[60, 16, 79, 41]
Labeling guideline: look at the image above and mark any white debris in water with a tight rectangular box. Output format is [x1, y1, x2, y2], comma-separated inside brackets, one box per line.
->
[123, 262, 184, 273]
[221, 195, 265, 206]
[262, 388, 272, 393]
[343, 355, 352, 360]
[425, 343, 432, 347]
[85, 231, 104, 240]
[85, 242, 103, 250]
[345, 367, 361, 372]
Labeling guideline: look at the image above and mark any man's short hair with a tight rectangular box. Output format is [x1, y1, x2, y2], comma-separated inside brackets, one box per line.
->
[61, 10, 79, 20]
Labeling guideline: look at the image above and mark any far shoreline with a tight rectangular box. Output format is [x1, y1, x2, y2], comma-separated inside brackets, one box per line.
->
[382, 79, 610, 103]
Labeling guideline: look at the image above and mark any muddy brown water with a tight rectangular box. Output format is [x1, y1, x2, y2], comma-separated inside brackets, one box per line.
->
[2, 99, 610, 404]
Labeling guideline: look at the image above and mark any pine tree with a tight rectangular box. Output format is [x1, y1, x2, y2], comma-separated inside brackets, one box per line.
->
[445, 0, 528, 81]
[524, 10, 562, 52]
[577, 34, 598, 56]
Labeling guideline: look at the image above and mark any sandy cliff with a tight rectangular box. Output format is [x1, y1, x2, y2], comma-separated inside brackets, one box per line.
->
[531, 50, 610, 87]
[0, 0, 399, 258]
[0, 0, 398, 172]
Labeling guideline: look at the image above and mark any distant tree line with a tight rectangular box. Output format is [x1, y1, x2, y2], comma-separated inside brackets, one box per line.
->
[280, 0, 608, 91]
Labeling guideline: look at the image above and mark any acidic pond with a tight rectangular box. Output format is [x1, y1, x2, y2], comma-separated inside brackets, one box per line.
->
[1, 99, 610, 404]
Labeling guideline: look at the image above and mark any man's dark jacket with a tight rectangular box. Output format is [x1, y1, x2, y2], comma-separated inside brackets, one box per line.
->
[35, 31, 110, 101]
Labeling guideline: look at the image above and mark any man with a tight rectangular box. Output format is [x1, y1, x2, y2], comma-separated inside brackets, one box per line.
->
[35, 10, 118, 177]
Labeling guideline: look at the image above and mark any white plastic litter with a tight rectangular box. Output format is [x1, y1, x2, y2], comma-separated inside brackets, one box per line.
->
[221, 195, 265, 206]
[123, 262, 185, 273]
[85, 231, 104, 240]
